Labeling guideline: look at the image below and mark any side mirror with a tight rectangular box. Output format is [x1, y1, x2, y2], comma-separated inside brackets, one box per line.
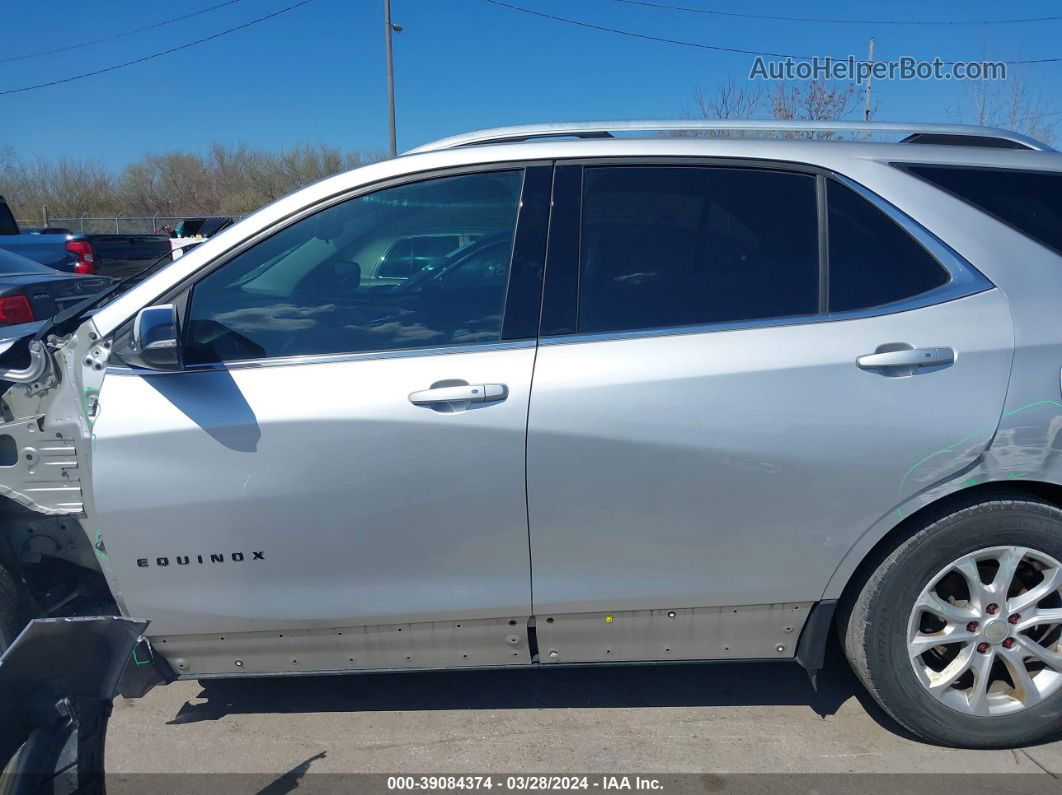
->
[123, 305, 182, 371]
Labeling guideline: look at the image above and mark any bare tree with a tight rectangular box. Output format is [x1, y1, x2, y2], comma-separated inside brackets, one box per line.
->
[0, 143, 383, 220]
[0, 150, 116, 218]
[679, 77, 863, 139]
[770, 80, 862, 138]
[673, 78, 764, 137]
[692, 78, 764, 119]
[952, 69, 1058, 143]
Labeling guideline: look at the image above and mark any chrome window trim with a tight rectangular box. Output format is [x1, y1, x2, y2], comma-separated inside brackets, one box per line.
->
[539, 166, 993, 348]
[537, 288, 993, 348]
[108, 338, 537, 376]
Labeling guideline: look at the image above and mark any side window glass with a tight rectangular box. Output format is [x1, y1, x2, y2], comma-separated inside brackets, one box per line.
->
[903, 165, 1062, 257]
[183, 170, 524, 364]
[577, 166, 819, 334]
[827, 180, 949, 312]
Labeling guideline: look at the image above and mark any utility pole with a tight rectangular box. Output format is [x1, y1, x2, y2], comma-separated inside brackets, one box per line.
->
[864, 37, 876, 126]
[384, 0, 398, 157]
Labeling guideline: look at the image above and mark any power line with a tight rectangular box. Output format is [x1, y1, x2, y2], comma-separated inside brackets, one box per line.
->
[484, 0, 811, 58]
[613, 0, 1062, 26]
[0, 0, 250, 65]
[485, 0, 1062, 66]
[0, 0, 314, 96]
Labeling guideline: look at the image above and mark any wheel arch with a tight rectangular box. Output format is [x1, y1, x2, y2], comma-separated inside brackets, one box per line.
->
[824, 479, 1062, 609]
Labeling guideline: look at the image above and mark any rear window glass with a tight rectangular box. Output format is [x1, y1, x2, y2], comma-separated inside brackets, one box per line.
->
[0, 248, 54, 275]
[827, 181, 949, 312]
[902, 165, 1062, 256]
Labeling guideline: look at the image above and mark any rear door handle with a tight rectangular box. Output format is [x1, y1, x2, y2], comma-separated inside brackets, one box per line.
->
[856, 347, 955, 371]
[408, 383, 508, 406]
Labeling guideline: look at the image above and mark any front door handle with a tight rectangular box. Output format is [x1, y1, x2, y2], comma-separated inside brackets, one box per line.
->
[857, 347, 955, 371]
[408, 383, 508, 406]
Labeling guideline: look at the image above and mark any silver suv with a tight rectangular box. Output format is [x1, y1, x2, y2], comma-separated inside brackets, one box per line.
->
[2, 120, 1062, 749]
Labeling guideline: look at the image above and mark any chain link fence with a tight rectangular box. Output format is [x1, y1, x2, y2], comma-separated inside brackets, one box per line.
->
[15, 215, 245, 235]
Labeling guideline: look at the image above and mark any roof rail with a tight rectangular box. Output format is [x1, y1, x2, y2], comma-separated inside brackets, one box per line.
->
[405, 120, 1054, 154]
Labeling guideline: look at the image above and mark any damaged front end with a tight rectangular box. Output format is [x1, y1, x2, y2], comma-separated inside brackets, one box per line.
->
[0, 617, 169, 794]
[0, 320, 139, 656]
[0, 321, 110, 517]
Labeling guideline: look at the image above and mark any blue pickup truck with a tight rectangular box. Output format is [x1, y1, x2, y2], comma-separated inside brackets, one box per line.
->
[0, 195, 172, 280]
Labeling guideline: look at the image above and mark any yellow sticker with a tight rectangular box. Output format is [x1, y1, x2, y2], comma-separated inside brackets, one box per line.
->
[604, 615, 613, 623]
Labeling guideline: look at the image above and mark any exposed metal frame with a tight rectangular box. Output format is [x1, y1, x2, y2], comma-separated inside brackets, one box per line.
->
[406, 120, 1054, 155]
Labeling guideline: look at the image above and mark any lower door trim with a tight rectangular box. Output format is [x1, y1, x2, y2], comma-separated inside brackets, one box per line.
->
[157, 602, 814, 678]
[536, 602, 812, 665]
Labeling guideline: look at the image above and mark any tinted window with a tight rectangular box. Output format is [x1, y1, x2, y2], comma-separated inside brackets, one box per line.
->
[184, 171, 523, 364]
[827, 181, 949, 312]
[0, 200, 17, 236]
[903, 165, 1062, 257]
[577, 167, 819, 334]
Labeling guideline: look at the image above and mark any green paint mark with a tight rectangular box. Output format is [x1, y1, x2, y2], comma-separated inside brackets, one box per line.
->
[1003, 400, 1062, 418]
[897, 424, 995, 496]
[131, 647, 151, 666]
[80, 386, 100, 432]
[958, 477, 980, 488]
[898, 400, 1062, 497]
[1008, 471, 1031, 480]
[93, 531, 108, 561]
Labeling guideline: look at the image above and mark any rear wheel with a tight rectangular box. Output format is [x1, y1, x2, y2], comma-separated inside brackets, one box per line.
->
[842, 495, 1062, 748]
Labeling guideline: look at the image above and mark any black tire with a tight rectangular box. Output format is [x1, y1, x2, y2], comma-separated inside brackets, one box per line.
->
[0, 563, 26, 653]
[841, 494, 1062, 748]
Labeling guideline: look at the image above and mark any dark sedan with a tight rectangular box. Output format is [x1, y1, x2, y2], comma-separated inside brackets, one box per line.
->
[0, 247, 112, 327]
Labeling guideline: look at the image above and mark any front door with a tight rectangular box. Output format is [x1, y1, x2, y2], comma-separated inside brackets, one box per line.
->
[91, 167, 551, 646]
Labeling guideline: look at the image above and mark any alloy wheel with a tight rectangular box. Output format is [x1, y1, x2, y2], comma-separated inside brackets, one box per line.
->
[907, 545, 1062, 716]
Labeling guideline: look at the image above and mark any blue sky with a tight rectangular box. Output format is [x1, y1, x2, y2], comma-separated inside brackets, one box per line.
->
[2, 0, 1061, 168]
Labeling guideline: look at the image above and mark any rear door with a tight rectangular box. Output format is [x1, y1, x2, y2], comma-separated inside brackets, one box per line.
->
[526, 162, 1013, 647]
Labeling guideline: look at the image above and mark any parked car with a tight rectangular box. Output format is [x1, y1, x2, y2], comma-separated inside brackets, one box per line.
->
[0, 196, 172, 280]
[2, 120, 1062, 751]
[373, 232, 484, 280]
[17, 227, 74, 236]
[0, 247, 111, 327]
[172, 216, 234, 238]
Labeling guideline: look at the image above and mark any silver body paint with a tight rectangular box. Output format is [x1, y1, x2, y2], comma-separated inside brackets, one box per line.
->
[2, 129, 1061, 677]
